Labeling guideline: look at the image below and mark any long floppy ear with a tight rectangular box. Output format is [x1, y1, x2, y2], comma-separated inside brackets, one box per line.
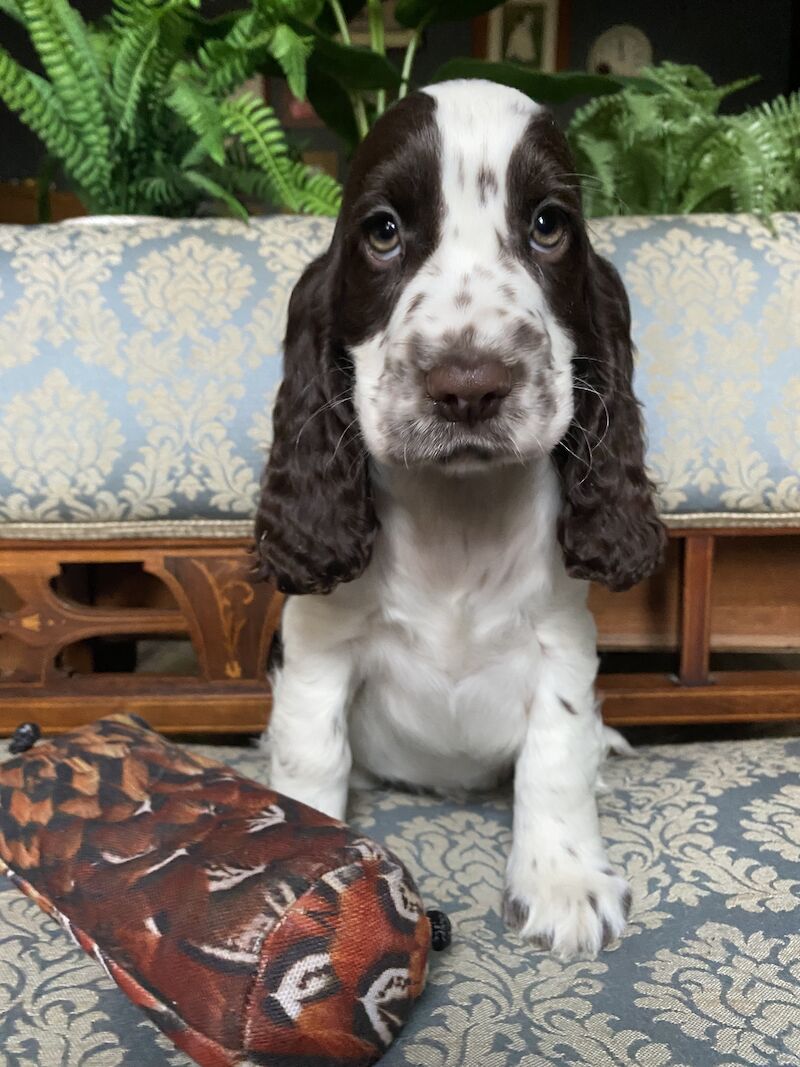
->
[556, 250, 666, 592]
[254, 252, 376, 595]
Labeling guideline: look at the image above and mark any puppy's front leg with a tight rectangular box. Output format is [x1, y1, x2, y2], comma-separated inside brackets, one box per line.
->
[266, 602, 354, 821]
[504, 641, 630, 957]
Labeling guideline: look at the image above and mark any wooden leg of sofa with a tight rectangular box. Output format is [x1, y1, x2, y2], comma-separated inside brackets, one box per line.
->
[678, 534, 715, 686]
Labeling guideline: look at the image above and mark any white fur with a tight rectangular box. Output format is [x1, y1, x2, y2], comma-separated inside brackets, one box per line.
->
[267, 81, 630, 957]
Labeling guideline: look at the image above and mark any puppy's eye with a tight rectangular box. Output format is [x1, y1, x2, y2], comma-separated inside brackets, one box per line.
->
[364, 213, 401, 259]
[530, 206, 567, 251]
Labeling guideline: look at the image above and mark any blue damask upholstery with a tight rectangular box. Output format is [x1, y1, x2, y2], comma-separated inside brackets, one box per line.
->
[0, 213, 798, 537]
[3, 733, 800, 1066]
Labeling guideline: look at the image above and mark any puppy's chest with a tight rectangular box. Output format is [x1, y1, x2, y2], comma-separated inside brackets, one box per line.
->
[351, 543, 547, 774]
[369, 577, 531, 677]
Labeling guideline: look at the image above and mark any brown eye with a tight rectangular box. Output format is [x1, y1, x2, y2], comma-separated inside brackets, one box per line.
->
[365, 213, 401, 259]
[530, 206, 567, 251]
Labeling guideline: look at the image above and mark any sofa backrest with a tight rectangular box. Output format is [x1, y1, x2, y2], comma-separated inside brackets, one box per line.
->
[0, 213, 797, 537]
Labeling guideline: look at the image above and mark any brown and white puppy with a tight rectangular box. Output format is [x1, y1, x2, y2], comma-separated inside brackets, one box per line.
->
[256, 80, 664, 957]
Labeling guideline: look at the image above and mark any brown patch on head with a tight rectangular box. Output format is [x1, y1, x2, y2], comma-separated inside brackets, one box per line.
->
[512, 319, 544, 353]
[536, 367, 555, 415]
[336, 91, 443, 346]
[477, 163, 499, 205]
[454, 289, 472, 310]
[406, 292, 425, 318]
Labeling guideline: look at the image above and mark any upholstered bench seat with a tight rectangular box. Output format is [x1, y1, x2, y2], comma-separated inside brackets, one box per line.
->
[3, 731, 800, 1067]
[0, 213, 798, 537]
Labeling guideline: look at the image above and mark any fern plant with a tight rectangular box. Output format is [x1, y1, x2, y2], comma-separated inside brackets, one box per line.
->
[568, 63, 800, 217]
[0, 0, 343, 217]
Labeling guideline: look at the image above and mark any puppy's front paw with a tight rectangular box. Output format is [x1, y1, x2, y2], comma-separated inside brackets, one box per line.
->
[503, 860, 631, 958]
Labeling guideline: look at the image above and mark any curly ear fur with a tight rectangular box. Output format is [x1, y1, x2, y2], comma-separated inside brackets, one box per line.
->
[556, 251, 666, 592]
[254, 253, 376, 595]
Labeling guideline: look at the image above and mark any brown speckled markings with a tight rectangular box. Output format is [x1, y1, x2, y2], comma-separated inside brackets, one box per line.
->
[0, 715, 431, 1067]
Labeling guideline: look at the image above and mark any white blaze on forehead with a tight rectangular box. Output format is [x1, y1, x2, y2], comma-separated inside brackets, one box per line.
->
[422, 80, 542, 240]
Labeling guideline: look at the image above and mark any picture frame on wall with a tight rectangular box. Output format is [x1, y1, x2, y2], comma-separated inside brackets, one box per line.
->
[476, 0, 566, 73]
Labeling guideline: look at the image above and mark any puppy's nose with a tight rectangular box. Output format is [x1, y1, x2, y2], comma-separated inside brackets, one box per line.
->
[426, 361, 512, 424]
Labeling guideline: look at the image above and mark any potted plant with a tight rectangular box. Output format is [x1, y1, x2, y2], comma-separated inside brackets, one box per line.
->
[0, 0, 643, 219]
[567, 63, 800, 217]
[0, 0, 344, 217]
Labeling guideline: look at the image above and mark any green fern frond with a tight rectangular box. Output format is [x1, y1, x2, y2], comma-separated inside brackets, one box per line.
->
[0, 47, 107, 199]
[20, 0, 112, 188]
[286, 159, 341, 215]
[0, 0, 24, 22]
[131, 166, 189, 211]
[167, 77, 226, 165]
[189, 16, 275, 97]
[220, 92, 299, 211]
[5, 0, 333, 218]
[268, 24, 313, 101]
[182, 169, 249, 220]
[112, 20, 161, 134]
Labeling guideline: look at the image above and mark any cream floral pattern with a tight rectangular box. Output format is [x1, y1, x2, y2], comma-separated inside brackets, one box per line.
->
[635, 923, 800, 1066]
[618, 213, 800, 516]
[0, 213, 798, 534]
[3, 734, 800, 1066]
[0, 370, 124, 520]
[0, 216, 333, 531]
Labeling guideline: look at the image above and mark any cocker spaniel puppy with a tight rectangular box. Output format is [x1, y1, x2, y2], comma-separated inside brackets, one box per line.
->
[255, 80, 665, 957]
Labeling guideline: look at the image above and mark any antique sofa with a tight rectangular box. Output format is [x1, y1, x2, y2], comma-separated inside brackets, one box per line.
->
[0, 213, 799, 735]
[1, 216, 800, 1067]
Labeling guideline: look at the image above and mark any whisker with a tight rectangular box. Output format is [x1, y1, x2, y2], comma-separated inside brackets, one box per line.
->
[571, 376, 611, 449]
[327, 417, 361, 468]
[293, 389, 353, 449]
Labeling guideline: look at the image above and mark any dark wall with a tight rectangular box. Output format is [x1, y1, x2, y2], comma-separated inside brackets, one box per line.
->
[568, 0, 796, 111]
[0, 0, 796, 181]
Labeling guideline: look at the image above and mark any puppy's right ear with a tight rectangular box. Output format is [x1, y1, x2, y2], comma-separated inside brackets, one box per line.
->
[254, 253, 376, 595]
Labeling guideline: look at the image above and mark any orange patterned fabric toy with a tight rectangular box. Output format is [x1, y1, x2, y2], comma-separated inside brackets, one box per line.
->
[0, 714, 443, 1067]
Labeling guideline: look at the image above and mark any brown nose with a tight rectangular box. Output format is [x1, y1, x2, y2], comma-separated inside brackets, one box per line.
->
[426, 361, 512, 424]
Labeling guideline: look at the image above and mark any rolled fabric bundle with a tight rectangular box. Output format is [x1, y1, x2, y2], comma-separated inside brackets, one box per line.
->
[0, 714, 442, 1067]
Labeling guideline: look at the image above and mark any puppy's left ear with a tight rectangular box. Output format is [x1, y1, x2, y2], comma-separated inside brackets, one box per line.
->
[254, 250, 376, 595]
[556, 250, 666, 592]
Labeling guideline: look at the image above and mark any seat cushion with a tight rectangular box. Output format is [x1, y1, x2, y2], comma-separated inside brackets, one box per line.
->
[0, 213, 798, 538]
[3, 731, 800, 1066]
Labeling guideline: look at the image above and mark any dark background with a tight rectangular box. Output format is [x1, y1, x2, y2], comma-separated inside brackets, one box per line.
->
[1, 0, 798, 182]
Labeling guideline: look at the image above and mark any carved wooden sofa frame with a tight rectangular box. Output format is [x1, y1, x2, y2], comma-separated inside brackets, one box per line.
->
[2, 525, 798, 736]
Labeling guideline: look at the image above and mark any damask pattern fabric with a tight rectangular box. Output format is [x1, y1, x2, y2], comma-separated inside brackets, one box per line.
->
[590, 213, 800, 521]
[2, 732, 800, 1066]
[0, 213, 798, 536]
